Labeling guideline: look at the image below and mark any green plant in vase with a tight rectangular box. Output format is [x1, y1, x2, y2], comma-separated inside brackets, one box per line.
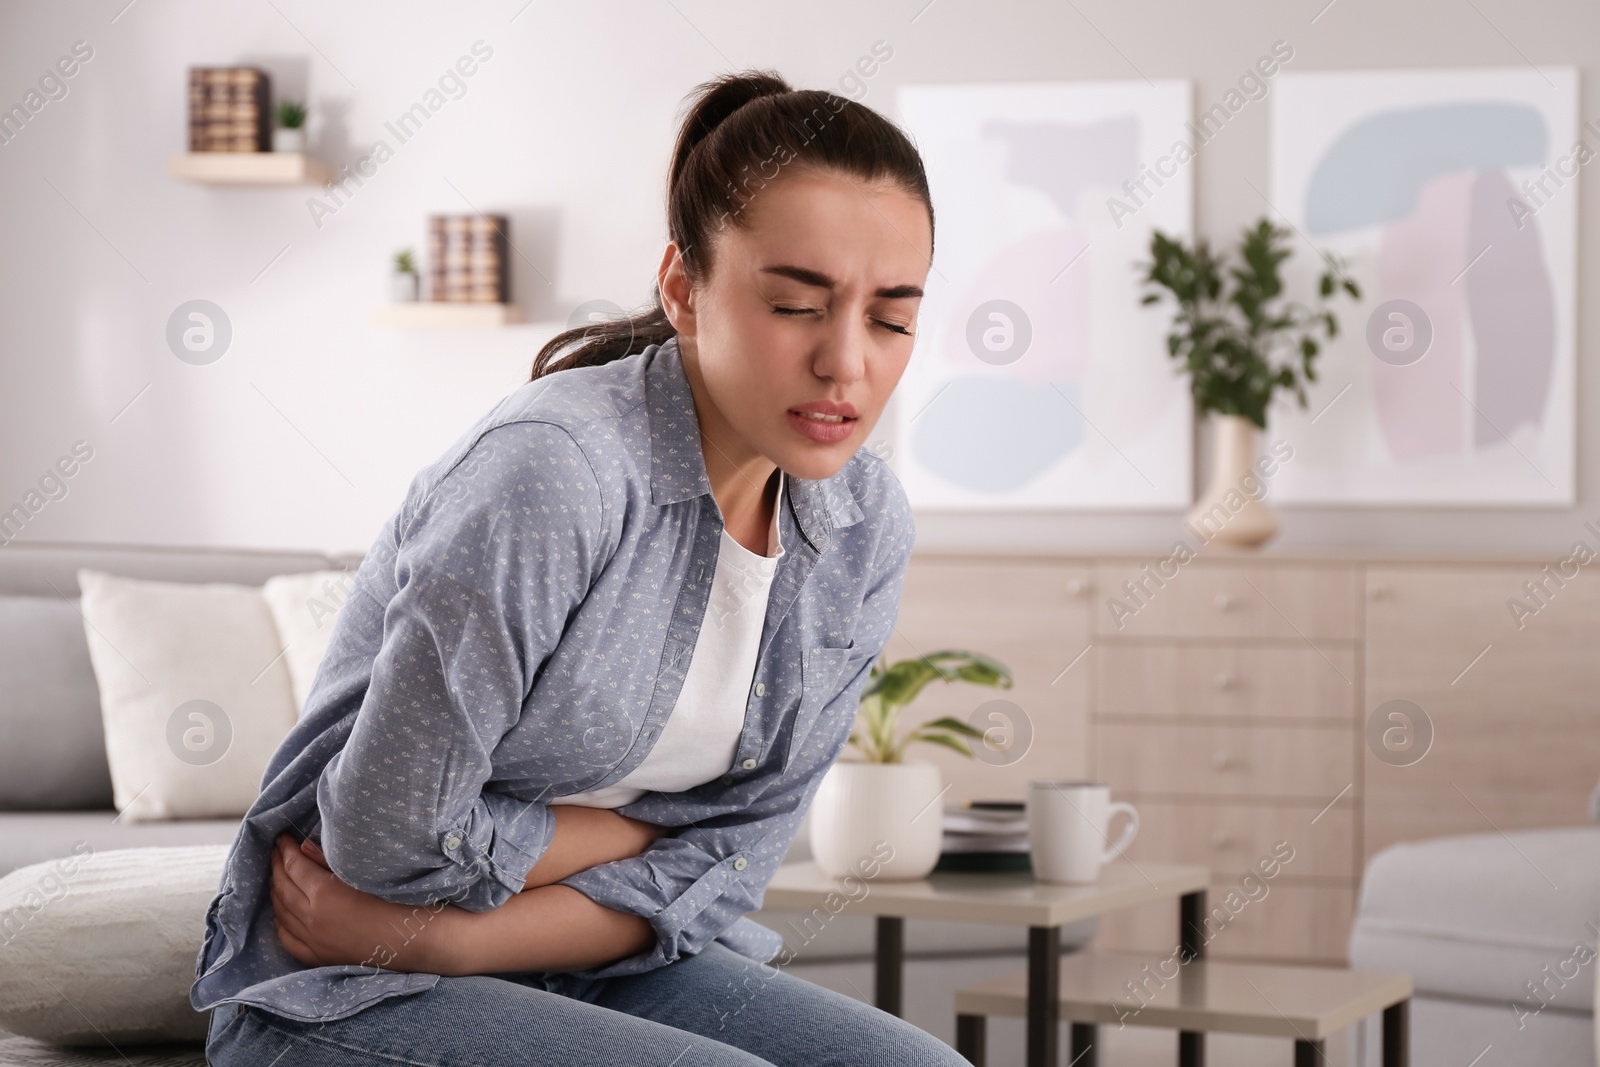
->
[272, 100, 307, 153]
[391, 248, 420, 302]
[848, 650, 1014, 763]
[812, 648, 1016, 880]
[1139, 218, 1360, 547]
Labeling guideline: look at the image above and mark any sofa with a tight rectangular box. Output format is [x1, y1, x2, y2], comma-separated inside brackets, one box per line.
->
[0, 540, 1092, 1062]
[0, 542, 369, 1063]
[1350, 826, 1600, 1066]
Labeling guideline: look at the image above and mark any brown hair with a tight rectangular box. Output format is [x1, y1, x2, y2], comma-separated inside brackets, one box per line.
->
[529, 69, 934, 381]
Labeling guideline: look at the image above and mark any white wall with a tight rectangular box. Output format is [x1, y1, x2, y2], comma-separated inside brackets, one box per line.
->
[0, 0, 1596, 556]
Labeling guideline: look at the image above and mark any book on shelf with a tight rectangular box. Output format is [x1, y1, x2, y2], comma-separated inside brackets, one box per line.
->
[427, 215, 509, 304]
[187, 66, 270, 152]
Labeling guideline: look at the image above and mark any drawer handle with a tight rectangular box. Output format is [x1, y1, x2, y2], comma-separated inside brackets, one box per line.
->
[1213, 672, 1236, 692]
[1211, 831, 1235, 848]
[1214, 593, 1235, 613]
[1212, 751, 1236, 770]
[1367, 583, 1390, 601]
[1066, 578, 1091, 598]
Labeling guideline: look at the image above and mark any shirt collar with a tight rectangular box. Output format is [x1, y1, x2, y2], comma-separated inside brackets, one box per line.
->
[644, 335, 863, 547]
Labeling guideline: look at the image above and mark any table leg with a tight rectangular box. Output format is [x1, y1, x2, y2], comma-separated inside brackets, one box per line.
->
[1026, 925, 1060, 1067]
[1180, 889, 1207, 961]
[1294, 1039, 1324, 1067]
[1178, 889, 1206, 1067]
[956, 1013, 986, 1066]
[874, 916, 904, 1017]
[1382, 999, 1409, 1067]
[1070, 1022, 1097, 1067]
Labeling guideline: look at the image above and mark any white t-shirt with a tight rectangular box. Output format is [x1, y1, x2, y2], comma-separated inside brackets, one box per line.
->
[551, 472, 785, 808]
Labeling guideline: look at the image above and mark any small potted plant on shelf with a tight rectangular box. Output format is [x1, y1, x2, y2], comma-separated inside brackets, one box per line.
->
[1140, 218, 1360, 547]
[809, 650, 1012, 880]
[272, 100, 307, 153]
[390, 248, 420, 302]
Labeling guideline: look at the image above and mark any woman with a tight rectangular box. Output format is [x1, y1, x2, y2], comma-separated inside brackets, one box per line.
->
[193, 69, 960, 1066]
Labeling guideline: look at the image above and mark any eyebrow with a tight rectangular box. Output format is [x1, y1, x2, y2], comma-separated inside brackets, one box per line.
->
[760, 264, 923, 300]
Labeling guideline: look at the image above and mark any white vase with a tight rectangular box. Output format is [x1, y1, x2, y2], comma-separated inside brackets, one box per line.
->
[1186, 414, 1279, 548]
[808, 760, 944, 881]
[271, 128, 305, 153]
[389, 272, 419, 303]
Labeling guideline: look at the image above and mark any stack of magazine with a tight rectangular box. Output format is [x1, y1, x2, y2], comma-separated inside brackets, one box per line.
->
[935, 800, 1031, 873]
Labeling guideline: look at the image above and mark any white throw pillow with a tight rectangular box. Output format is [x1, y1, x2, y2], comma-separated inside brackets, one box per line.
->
[261, 568, 355, 714]
[77, 569, 299, 822]
[0, 845, 228, 1044]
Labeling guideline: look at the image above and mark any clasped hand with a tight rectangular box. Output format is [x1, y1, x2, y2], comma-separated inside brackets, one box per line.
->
[270, 832, 453, 974]
[270, 807, 665, 975]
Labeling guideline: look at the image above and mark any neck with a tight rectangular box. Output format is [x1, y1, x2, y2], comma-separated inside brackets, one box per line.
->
[676, 335, 780, 537]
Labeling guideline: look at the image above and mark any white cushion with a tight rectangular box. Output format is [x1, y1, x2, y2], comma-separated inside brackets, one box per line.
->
[0, 845, 228, 1044]
[77, 569, 298, 822]
[260, 569, 354, 714]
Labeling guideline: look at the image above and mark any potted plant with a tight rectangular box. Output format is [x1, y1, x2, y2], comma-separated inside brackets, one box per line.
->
[809, 650, 1012, 880]
[1140, 219, 1360, 547]
[272, 100, 307, 153]
[390, 249, 420, 302]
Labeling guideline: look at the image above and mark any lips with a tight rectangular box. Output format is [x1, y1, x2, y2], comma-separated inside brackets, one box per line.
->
[786, 403, 858, 444]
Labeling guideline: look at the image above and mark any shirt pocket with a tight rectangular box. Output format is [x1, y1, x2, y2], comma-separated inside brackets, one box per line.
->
[784, 642, 856, 773]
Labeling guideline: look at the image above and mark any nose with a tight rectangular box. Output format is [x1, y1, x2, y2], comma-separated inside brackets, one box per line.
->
[812, 310, 869, 385]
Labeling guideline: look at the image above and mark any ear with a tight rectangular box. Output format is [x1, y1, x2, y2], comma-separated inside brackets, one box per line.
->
[657, 241, 697, 338]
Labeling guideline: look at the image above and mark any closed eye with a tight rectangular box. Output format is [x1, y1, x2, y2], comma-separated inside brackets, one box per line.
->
[772, 305, 913, 336]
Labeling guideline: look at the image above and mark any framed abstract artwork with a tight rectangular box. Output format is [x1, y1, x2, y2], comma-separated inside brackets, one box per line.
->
[891, 81, 1194, 510]
[1269, 68, 1578, 505]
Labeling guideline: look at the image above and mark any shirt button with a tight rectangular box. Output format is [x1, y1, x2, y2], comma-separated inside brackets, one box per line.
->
[732, 856, 748, 871]
[443, 833, 462, 850]
[741, 758, 757, 769]
[754, 683, 766, 697]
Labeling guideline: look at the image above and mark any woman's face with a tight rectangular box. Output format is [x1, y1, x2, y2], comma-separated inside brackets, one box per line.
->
[664, 165, 932, 482]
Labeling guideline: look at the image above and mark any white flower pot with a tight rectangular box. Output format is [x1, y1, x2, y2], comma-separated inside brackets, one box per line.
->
[271, 128, 305, 153]
[808, 760, 944, 881]
[1186, 414, 1279, 548]
[389, 272, 419, 303]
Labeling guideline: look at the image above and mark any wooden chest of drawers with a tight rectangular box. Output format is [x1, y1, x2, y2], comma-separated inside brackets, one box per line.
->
[1088, 559, 1362, 964]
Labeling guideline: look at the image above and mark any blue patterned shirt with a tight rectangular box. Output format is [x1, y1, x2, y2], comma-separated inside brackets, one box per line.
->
[189, 335, 916, 1022]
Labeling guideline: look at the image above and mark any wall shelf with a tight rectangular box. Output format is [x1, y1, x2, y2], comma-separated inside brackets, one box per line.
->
[368, 303, 525, 328]
[169, 152, 331, 186]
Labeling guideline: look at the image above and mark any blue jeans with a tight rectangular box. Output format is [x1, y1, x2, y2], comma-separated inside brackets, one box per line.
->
[205, 942, 966, 1066]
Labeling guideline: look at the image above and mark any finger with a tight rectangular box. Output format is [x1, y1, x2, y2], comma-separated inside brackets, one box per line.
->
[300, 838, 330, 869]
[269, 848, 301, 914]
[268, 860, 316, 949]
[270, 882, 314, 947]
[273, 913, 318, 967]
[277, 835, 316, 889]
[271, 837, 313, 915]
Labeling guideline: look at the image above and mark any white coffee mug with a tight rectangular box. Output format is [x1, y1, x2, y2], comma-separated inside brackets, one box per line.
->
[1027, 780, 1140, 884]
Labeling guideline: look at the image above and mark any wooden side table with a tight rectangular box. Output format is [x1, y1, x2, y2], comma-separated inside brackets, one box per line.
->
[762, 861, 1209, 1067]
[954, 951, 1413, 1066]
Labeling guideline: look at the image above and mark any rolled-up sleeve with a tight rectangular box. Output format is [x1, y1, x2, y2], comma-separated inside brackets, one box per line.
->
[556, 499, 916, 978]
[317, 420, 608, 913]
